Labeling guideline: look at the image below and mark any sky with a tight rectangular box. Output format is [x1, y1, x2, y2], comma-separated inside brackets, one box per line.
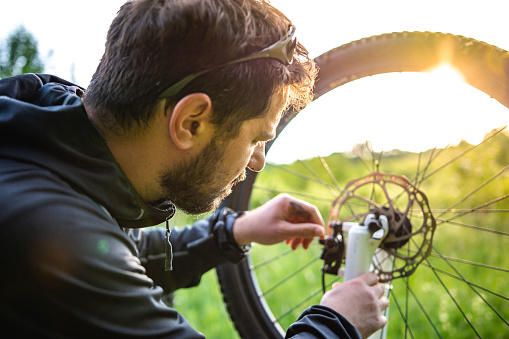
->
[2, 0, 508, 162]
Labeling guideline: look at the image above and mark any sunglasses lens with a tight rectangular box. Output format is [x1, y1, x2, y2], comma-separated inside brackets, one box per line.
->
[286, 37, 297, 63]
[159, 25, 297, 97]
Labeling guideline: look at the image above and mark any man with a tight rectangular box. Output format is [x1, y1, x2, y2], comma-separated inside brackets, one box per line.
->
[0, 0, 388, 337]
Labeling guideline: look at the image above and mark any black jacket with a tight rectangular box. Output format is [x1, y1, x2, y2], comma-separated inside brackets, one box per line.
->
[0, 74, 361, 338]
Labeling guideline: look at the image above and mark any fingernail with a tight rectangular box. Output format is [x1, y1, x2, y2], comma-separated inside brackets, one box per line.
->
[315, 227, 324, 236]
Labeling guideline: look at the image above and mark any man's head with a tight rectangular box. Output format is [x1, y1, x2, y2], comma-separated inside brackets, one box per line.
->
[84, 0, 316, 136]
[83, 0, 317, 214]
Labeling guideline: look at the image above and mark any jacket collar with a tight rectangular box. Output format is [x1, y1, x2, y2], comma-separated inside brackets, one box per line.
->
[0, 74, 175, 227]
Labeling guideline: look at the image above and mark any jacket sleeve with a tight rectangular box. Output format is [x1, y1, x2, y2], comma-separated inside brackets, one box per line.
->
[286, 306, 362, 339]
[132, 207, 248, 293]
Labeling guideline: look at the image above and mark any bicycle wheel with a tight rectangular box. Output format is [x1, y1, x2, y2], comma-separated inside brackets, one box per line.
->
[217, 31, 509, 338]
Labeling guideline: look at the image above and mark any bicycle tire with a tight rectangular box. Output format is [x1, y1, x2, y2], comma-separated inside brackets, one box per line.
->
[217, 31, 509, 338]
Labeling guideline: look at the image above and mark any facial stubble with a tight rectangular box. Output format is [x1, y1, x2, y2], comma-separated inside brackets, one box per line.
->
[158, 136, 246, 215]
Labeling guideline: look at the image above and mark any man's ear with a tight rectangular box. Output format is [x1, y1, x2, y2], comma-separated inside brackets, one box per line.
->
[168, 93, 214, 150]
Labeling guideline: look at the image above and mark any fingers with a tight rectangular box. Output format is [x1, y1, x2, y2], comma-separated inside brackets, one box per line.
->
[301, 237, 314, 249]
[322, 272, 390, 338]
[285, 224, 324, 250]
[281, 222, 324, 239]
[286, 236, 317, 250]
[378, 314, 388, 327]
[281, 221, 325, 250]
[359, 272, 380, 286]
[288, 238, 303, 250]
[379, 296, 390, 311]
[282, 195, 324, 227]
[360, 274, 389, 308]
[274, 195, 326, 250]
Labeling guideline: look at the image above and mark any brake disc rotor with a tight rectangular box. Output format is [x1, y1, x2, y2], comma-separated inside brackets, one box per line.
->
[328, 172, 437, 282]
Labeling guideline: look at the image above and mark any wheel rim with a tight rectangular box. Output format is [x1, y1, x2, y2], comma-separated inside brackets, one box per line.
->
[219, 32, 509, 338]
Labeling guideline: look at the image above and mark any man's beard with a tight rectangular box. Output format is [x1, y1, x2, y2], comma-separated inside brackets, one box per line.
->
[157, 136, 246, 215]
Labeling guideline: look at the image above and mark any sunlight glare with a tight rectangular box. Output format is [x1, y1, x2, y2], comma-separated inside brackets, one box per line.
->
[267, 69, 508, 164]
[427, 63, 465, 84]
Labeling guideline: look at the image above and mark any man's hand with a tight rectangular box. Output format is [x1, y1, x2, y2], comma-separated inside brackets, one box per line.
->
[232, 194, 325, 249]
[320, 273, 390, 338]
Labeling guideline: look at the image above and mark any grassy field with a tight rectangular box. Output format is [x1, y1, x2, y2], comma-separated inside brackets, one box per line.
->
[170, 131, 508, 338]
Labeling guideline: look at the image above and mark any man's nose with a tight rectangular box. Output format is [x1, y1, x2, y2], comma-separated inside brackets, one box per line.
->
[247, 143, 266, 172]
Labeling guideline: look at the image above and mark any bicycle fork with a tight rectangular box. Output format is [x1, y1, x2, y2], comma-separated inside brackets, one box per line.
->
[343, 214, 392, 339]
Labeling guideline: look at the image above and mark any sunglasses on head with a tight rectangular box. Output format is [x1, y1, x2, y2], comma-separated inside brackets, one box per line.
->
[158, 25, 297, 98]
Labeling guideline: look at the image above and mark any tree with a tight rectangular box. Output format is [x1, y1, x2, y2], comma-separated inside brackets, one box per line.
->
[0, 26, 45, 79]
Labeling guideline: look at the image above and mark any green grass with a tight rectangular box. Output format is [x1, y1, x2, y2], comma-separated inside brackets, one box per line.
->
[173, 270, 239, 339]
[168, 132, 508, 338]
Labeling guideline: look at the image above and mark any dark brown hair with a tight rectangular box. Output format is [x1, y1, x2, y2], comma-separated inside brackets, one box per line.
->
[84, 0, 317, 136]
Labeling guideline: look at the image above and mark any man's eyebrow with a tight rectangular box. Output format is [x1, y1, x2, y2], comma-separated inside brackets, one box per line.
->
[258, 132, 276, 141]
[259, 131, 276, 141]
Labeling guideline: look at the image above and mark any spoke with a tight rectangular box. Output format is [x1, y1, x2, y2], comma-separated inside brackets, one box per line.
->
[274, 276, 340, 323]
[378, 285, 390, 339]
[437, 165, 509, 219]
[402, 278, 443, 338]
[253, 185, 333, 203]
[368, 145, 380, 201]
[413, 147, 444, 188]
[353, 144, 373, 173]
[413, 151, 423, 188]
[393, 148, 442, 204]
[421, 262, 509, 301]
[422, 126, 507, 182]
[370, 144, 377, 172]
[402, 248, 509, 273]
[438, 217, 509, 235]
[436, 218, 509, 236]
[318, 156, 358, 222]
[405, 277, 410, 339]
[441, 194, 509, 223]
[349, 194, 384, 211]
[430, 244, 509, 326]
[251, 248, 294, 270]
[408, 203, 509, 237]
[433, 209, 509, 214]
[319, 156, 343, 193]
[298, 159, 338, 197]
[373, 250, 392, 267]
[388, 288, 415, 339]
[422, 256, 481, 337]
[267, 163, 339, 195]
[408, 235, 500, 335]
[376, 151, 383, 172]
[260, 257, 320, 297]
[406, 209, 509, 236]
[410, 232, 509, 326]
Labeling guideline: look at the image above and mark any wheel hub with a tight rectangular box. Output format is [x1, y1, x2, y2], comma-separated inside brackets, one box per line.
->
[326, 172, 437, 282]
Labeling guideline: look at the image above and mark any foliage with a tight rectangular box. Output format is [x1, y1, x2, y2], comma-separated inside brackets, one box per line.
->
[0, 26, 45, 78]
